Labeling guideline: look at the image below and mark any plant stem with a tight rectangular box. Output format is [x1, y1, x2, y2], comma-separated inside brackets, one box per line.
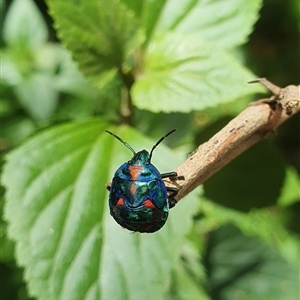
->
[167, 79, 300, 201]
[119, 69, 135, 125]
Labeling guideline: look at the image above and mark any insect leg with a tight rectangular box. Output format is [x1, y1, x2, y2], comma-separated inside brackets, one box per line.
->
[161, 171, 178, 179]
[162, 172, 180, 209]
[168, 197, 177, 209]
[166, 186, 178, 209]
[166, 186, 178, 197]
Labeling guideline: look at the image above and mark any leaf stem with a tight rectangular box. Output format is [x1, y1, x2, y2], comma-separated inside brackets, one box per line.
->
[118, 69, 135, 125]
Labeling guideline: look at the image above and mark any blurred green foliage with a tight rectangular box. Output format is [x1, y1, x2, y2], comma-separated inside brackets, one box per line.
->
[1, 0, 299, 299]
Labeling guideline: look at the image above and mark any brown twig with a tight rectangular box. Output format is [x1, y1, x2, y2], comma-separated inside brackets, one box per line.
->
[169, 78, 300, 202]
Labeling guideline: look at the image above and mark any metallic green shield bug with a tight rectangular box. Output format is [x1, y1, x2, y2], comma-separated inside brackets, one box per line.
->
[106, 130, 178, 233]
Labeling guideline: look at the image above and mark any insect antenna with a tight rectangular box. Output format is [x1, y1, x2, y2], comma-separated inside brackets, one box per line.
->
[148, 129, 176, 162]
[105, 130, 136, 154]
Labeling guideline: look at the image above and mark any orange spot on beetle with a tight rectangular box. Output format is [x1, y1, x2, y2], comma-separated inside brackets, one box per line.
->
[129, 166, 143, 180]
[130, 183, 137, 195]
[143, 199, 156, 208]
[116, 198, 125, 206]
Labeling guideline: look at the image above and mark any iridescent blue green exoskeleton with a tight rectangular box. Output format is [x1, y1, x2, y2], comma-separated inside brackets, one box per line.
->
[106, 130, 179, 233]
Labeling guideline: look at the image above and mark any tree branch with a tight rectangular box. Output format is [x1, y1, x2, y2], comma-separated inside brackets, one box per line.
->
[169, 79, 300, 202]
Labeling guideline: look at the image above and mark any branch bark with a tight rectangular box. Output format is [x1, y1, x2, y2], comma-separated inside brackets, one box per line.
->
[169, 79, 300, 202]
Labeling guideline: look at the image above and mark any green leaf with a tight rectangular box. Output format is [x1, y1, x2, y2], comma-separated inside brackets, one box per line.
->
[199, 200, 300, 267]
[15, 73, 59, 121]
[47, 47, 99, 97]
[168, 263, 210, 300]
[203, 224, 299, 300]
[3, 0, 48, 49]
[48, 0, 145, 87]
[3, 119, 199, 300]
[122, 0, 261, 48]
[35, 44, 99, 97]
[154, 0, 262, 48]
[2, 40, 97, 121]
[132, 33, 262, 112]
[0, 191, 15, 263]
[168, 243, 210, 300]
[1, 116, 36, 147]
[0, 55, 22, 86]
[277, 167, 300, 207]
[134, 0, 166, 40]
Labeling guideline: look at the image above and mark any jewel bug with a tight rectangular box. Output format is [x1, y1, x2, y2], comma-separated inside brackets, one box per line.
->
[106, 130, 179, 233]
